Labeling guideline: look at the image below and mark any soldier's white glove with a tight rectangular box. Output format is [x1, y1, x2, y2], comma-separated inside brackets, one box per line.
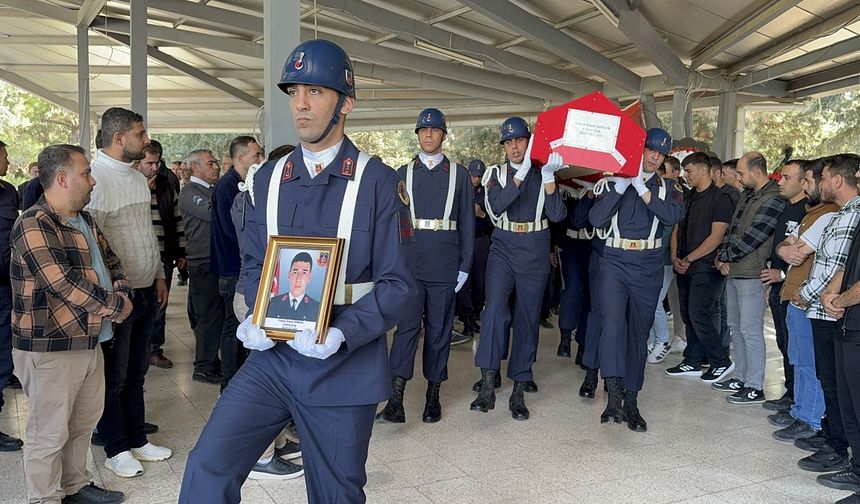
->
[513, 136, 535, 181]
[631, 164, 648, 196]
[609, 177, 631, 194]
[454, 271, 469, 293]
[237, 315, 275, 351]
[541, 152, 564, 184]
[287, 327, 345, 360]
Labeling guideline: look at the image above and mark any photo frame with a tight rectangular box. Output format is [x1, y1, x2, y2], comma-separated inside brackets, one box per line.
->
[251, 236, 344, 343]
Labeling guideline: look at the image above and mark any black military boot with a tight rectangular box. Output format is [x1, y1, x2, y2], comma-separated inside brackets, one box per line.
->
[579, 368, 598, 399]
[557, 333, 572, 357]
[422, 381, 442, 423]
[574, 344, 585, 366]
[622, 389, 647, 432]
[470, 368, 497, 412]
[472, 371, 501, 392]
[600, 377, 624, 424]
[468, 315, 481, 334]
[509, 381, 530, 421]
[376, 376, 407, 423]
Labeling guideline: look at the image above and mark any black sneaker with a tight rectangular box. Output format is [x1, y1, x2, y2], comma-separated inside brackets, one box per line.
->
[450, 329, 472, 346]
[665, 362, 702, 377]
[193, 370, 223, 384]
[773, 420, 818, 442]
[727, 387, 765, 405]
[143, 422, 158, 435]
[90, 431, 105, 447]
[5, 375, 21, 389]
[700, 361, 734, 383]
[275, 439, 301, 461]
[762, 392, 793, 412]
[711, 378, 744, 393]
[0, 431, 23, 452]
[817, 469, 860, 492]
[62, 482, 124, 503]
[540, 319, 554, 329]
[837, 492, 860, 504]
[795, 432, 827, 452]
[767, 409, 795, 427]
[248, 456, 304, 480]
[798, 445, 850, 472]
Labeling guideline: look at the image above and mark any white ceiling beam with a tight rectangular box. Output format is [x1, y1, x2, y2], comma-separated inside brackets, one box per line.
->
[495, 8, 601, 50]
[0, 64, 262, 78]
[0, 68, 78, 112]
[77, 0, 108, 27]
[691, 0, 801, 69]
[147, 0, 262, 33]
[457, 0, 641, 91]
[426, 6, 470, 24]
[0, 34, 116, 45]
[311, 0, 595, 94]
[727, 3, 860, 75]
[787, 60, 860, 93]
[736, 35, 860, 89]
[0, 0, 75, 23]
[791, 75, 860, 98]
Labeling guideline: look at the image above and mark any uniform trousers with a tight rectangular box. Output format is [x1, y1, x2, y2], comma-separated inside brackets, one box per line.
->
[389, 280, 457, 383]
[475, 248, 548, 382]
[557, 244, 589, 341]
[456, 234, 490, 318]
[836, 337, 860, 476]
[14, 347, 104, 504]
[581, 252, 602, 370]
[179, 348, 376, 504]
[596, 250, 663, 392]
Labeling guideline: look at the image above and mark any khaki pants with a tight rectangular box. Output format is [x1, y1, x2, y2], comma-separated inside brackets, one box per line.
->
[13, 347, 105, 504]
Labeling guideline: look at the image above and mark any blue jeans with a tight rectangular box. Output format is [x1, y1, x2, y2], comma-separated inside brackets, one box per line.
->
[649, 266, 674, 346]
[787, 304, 824, 430]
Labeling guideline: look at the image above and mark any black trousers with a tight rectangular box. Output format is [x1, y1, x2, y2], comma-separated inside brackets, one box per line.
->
[189, 263, 224, 374]
[678, 270, 729, 367]
[810, 318, 849, 454]
[218, 276, 247, 388]
[836, 337, 860, 476]
[768, 283, 793, 397]
[151, 262, 174, 354]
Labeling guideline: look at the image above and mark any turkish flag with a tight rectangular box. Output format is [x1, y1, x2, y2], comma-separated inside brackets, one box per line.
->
[271, 261, 280, 297]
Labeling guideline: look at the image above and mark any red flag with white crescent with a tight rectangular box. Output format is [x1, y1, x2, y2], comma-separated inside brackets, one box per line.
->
[271, 261, 279, 297]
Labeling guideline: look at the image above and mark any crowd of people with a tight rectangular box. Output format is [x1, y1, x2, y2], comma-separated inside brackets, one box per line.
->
[2, 37, 860, 504]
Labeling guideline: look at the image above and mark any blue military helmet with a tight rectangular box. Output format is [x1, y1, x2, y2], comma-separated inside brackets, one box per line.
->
[278, 39, 356, 98]
[468, 159, 486, 177]
[415, 108, 447, 133]
[499, 117, 530, 145]
[645, 128, 672, 156]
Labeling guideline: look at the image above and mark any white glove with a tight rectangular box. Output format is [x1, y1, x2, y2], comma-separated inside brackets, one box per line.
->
[454, 271, 469, 293]
[631, 165, 648, 196]
[609, 177, 631, 194]
[541, 152, 564, 184]
[513, 136, 535, 181]
[571, 178, 594, 191]
[237, 315, 275, 351]
[287, 327, 346, 360]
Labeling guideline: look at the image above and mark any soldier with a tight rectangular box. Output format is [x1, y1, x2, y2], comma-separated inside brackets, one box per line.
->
[179, 39, 416, 503]
[471, 117, 567, 421]
[589, 128, 685, 432]
[377, 108, 473, 424]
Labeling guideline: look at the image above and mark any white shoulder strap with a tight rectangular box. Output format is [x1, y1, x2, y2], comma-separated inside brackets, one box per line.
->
[334, 152, 372, 305]
[405, 160, 416, 220]
[443, 162, 457, 220]
[266, 156, 290, 238]
[647, 177, 667, 241]
[535, 178, 546, 226]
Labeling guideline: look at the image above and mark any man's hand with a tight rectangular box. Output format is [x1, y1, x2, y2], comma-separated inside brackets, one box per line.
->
[455, 271, 469, 293]
[760, 268, 783, 286]
[779, 244, 808, 267]
[631, 169, 647, 197]
[155, 278, 169, 309]
[672, 256, 689, 275]
[112, 292, 133, 323]
[541, 152, 564, 185]
[715, 258, 730, 276]
[609, 176, 631, 195]
[550, 248, 559, 269]
[287, 327, 345, 360]
[474, 203, 486, 219]
[237, 315, 275, 351]
[790, 292, 808, 309]
[175, 257, 187, 271]
[822, 292, 845, 318]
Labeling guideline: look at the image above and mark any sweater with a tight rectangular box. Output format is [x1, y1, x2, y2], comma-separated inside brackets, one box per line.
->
[86, 150, 165, 289]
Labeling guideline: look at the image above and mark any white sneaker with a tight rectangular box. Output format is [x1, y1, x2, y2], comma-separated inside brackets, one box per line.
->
[647, 342, 671, 363]
[669, 337, 687, 354]
[105, 451, 144, 478]
[130, 442, 172, 462]
[647, 341, 655, 354]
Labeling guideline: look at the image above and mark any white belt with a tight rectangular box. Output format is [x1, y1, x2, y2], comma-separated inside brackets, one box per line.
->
[605, 237, 662, 251]
[496, 219, 549, 233]
[413, 218, 457, 231]
[566, 229, 590, 240]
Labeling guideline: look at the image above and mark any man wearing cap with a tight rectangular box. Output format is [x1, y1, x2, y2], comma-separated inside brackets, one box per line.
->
[589, 127, 685, 432]
[377, 108, 473, 425]
[179, 39, 416, 504]
[471, 117, 566, 421]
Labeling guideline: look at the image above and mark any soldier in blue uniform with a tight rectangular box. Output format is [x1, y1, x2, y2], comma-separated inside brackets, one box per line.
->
[456, 159, 493, 342]
[471, 117, 567, 420]
[179, 39, 417, 504]
[588, 128, 684, 432]
[377, 108, 473, 425]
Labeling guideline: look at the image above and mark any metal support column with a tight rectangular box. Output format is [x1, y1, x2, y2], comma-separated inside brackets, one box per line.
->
[735, 105, 746, 159]
[263, 0, 299, 150]
[640, 93, 659, 129]
[715, 91, 738, 161]
[130, 0, 147, 119]
[671, 87, 686, 139]
[77, 26, 91, 154]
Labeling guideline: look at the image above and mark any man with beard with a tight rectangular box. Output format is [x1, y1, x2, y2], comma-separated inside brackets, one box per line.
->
[87, 107, 171, 478]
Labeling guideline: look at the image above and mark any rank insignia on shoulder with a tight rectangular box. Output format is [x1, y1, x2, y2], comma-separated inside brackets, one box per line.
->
[674, 182, 683, 193]
[282, 161, 294, 182]
[342, 158, 354, 177]
[397, 180, 410, 206]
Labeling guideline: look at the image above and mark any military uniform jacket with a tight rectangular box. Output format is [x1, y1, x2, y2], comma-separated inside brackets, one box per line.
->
[267, 293, 321, 321]
[485, 163, 567, 275]
[397, 157, 474, 283]
[243, 137, 417, 407]
[589, 174, 685, 261]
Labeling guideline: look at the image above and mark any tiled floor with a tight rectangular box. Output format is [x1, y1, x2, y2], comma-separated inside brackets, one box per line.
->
[0, 283, 851, 503]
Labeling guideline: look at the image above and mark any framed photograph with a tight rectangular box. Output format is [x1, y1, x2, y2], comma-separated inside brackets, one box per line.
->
[251, 236, 344, 342]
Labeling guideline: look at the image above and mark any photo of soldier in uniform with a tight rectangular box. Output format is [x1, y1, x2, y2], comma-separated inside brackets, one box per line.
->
[264, 249, 326, 332]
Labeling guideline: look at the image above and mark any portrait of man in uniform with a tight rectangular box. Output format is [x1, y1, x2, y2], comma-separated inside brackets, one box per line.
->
[267, 251, 322, 324]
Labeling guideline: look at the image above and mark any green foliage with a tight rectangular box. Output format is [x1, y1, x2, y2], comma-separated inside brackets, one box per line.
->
[349, 125, 505, 168]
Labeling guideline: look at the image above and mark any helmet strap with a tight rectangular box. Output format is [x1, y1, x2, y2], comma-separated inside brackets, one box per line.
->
[310, 94, 347, 144]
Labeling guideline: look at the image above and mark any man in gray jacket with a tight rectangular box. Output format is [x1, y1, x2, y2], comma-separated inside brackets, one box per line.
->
[179, 149, 223, 385]
[714, 152, 787, 404]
